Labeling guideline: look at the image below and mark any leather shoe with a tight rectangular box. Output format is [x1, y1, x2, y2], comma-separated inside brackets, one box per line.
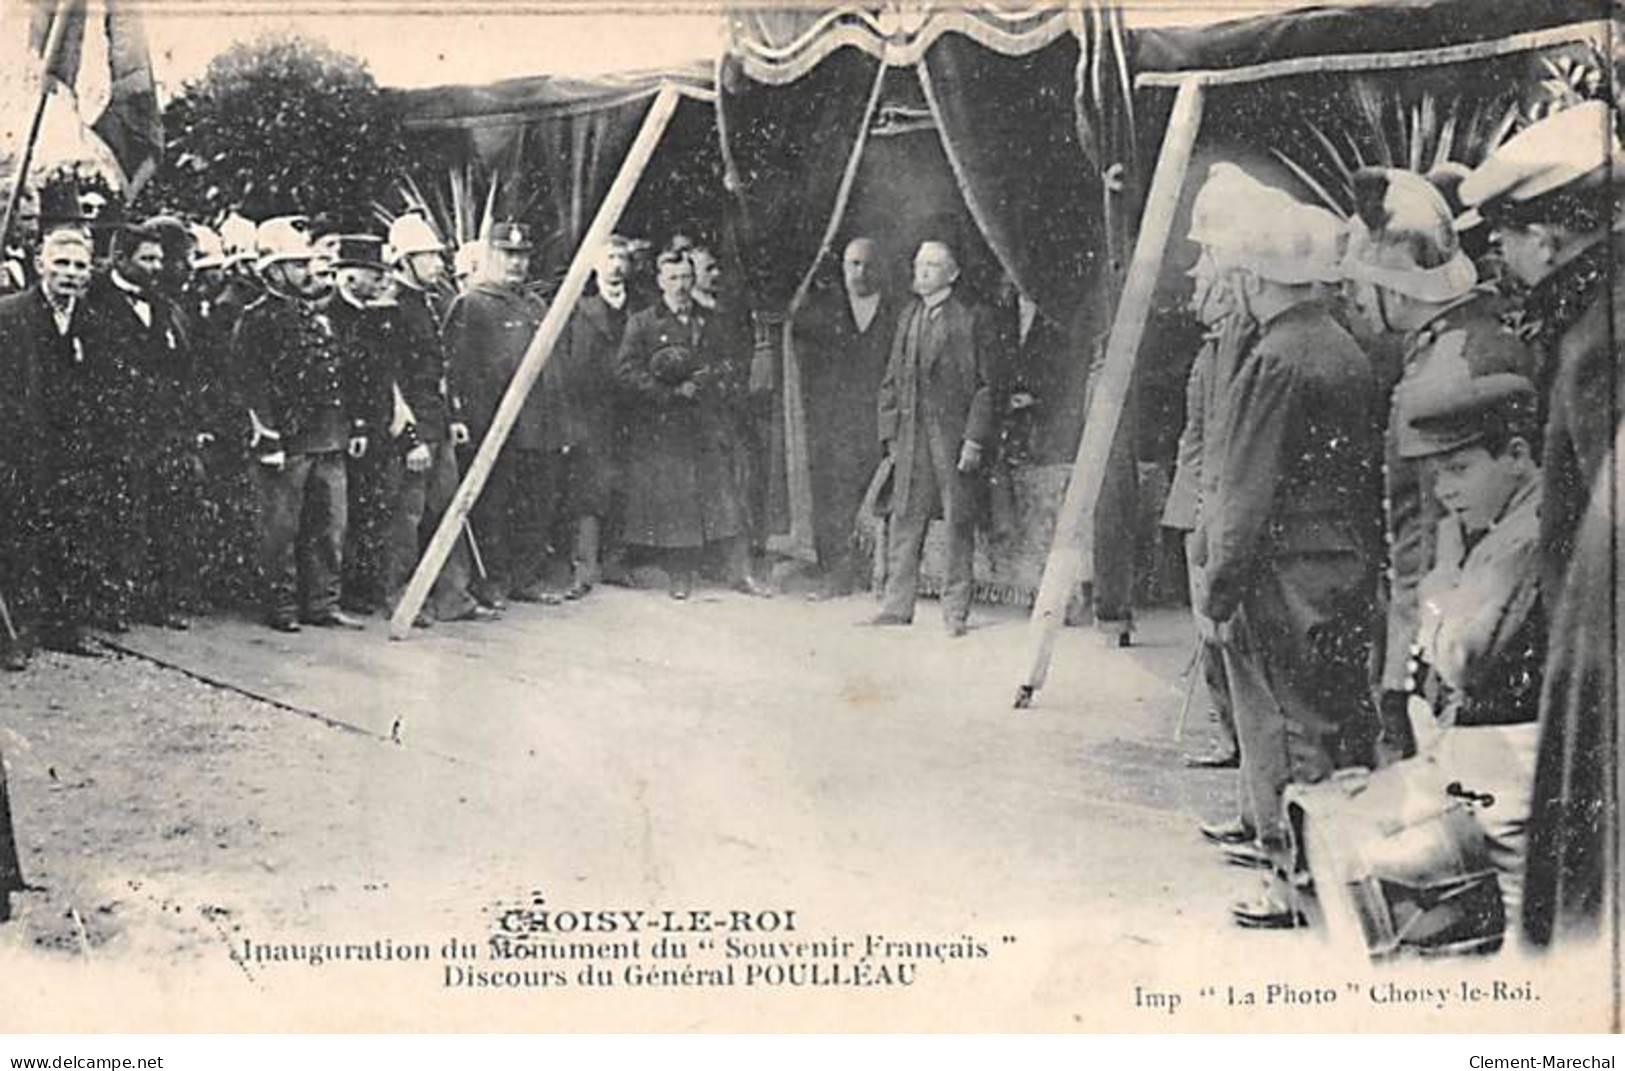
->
[860, 612, 911, 627]
[266, 617, 301, 634]
[1199, 818, 1255, 846]
[511, 584, 562, 605]
[2, 646, 29, 672]
[1231, 892, 1304, 929]
[1221, 842, 1274, 871]
[731, 576, 774, 598]
[1184, 746, 1240, 769]
[564, 580, 593, 601]
[669, 572, 693, 601]
[302, 610, 365, 630]
[448, 604, 499, 623]
[157, 612, 191, 631]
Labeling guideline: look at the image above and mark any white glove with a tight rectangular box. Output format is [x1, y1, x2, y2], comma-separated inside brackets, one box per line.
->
[405, 443, 432, 473]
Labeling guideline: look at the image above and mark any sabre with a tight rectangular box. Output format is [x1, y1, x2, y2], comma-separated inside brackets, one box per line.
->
[463, 519, 487, 582]
[0, 585, 18, 648]
[1173, 640, 1204, 743]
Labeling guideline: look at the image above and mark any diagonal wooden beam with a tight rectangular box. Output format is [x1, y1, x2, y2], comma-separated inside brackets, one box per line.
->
[1014, 75, 1205, 709]
[389, 82, 683, 639]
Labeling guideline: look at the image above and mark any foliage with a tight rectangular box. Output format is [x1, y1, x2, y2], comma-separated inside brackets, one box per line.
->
[134, 31, 410, 223]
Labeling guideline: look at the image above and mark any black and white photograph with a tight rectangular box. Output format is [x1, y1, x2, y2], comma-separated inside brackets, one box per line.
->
[0, 0, 1618, 1040]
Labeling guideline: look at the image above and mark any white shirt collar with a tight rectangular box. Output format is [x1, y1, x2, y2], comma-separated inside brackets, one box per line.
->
[691, 289, 717, 311]
[599, 282, 626, 310]
[112, 270, 147, 299]
[920, 286, 953, 311]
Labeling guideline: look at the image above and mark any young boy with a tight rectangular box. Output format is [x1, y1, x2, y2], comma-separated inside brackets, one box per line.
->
[1405, 372, 1544, 930]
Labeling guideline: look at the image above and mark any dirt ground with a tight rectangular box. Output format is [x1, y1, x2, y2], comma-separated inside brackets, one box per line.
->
[0, 587, 1609, 1031]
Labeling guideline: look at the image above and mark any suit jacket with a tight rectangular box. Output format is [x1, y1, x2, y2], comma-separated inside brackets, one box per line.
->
[545, 289, 632, 454]
[81, 271, 196, 459]
[875, 289, 996, 517]
[0, 287, 64, 478]
[442, 282, 549, 451]
[1200, 300, 1380, 624]
[326, 293, 399, 442]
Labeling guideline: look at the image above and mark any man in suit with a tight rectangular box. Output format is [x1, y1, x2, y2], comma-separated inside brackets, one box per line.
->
[543, 235, 636, 600]
[796, 236, 899, 598]
[442, 221, 554, 608]
[83, 221, 206, 631]
[869, 239, 997, 637]
[1194, 193, 1382, 929]
[0, 228, 100, 666]
[233, 217, 367, 632]
[615, 249, 767, 599]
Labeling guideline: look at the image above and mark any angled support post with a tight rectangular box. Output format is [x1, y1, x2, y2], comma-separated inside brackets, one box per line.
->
[390, 83, 683, 639]
[1014, 76, 1205, 708]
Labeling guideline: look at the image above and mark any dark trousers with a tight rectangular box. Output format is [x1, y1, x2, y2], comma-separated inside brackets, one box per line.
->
[1185, 533, 1237, 755]
[40, 465, 129, 633]
[392, 441, 477, 620]
[343, 446, 398, 613]
[0, 475, 39, 654]
[123, 443, 207, 620]
[0, 749, 24, 917]
[881, 433, 975, 626]
[255, 451, 347, 622]
[467, 446, 550, 599]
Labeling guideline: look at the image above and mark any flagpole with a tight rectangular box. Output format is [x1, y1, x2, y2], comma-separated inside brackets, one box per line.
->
[1, 0, 72, 250]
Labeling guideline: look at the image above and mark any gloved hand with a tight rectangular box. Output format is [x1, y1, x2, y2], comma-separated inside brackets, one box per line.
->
[956, 439, 983, 474]
[258, 450, 287, 472]
[405, 443, 432, 473]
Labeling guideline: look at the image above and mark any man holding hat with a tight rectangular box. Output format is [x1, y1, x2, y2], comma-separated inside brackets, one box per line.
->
[382, 214, 489, 625]
[442, 219, 555, 608]
[1341, 166, 1535, 758]
[1403, 372, 1545, 930]
[1460, 99, 1624, 950]
[1194, 187, 1382, 928]
[232, 216, 366, 632]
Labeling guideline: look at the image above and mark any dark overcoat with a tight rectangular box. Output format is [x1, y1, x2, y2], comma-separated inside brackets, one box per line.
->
[442, 282, 549, 451]
[613, 300, 746, 549]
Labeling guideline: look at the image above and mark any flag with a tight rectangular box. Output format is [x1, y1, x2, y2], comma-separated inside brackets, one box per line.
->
[26, 0, 161, 190]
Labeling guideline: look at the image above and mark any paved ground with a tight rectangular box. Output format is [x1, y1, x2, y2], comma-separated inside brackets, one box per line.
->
[0, 587, 1605, 1030]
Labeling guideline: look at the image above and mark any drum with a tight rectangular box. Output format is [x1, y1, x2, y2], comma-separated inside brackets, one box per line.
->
[1285, 756, 1505, 961]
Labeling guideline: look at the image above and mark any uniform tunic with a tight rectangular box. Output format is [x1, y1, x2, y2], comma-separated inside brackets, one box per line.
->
[1198, 299, 1381, 850]
[442, 282, 552, 596]
[1381, 288, 1533, 693]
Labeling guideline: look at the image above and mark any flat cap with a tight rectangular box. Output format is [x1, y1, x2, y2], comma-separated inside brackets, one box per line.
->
[1457, 101, 1621, 229]
[1399, 372, 1538, 459]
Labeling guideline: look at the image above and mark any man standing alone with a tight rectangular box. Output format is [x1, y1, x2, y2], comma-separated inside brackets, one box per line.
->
[869, 239, 996, 637]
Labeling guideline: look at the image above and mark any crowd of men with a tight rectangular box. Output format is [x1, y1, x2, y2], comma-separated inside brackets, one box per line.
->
[0, 95, 1616, 955]
[1165, 100, 1617, 952]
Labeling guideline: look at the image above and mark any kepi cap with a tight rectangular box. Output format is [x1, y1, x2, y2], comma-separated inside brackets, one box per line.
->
[488, 220, 534, 252]
[1399, 372, 1538, 459]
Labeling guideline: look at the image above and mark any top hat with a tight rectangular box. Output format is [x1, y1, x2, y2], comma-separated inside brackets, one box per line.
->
[320, 233, 387, 269]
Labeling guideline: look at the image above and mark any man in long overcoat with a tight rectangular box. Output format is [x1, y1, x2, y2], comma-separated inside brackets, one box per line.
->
[542, 236, 636, 599]
[870, 239, 996, 636]
[795, 236, 899, 597]
[614, 249, 762, 598]
[442, 221, 553, 606]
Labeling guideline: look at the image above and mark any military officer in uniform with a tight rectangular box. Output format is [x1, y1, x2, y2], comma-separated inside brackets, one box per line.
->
[385, 214, 491, 624]
[232, 217, 366, 632]
[1341, 167, 1534, 759]
[1457, 100, 1624, 949]
[1194, 191, 1382, 929]
[442, 220, 554, 607]
[543, 235, 637, 600]
[321, 232, 398, 616]
[869, 238, 998, 637]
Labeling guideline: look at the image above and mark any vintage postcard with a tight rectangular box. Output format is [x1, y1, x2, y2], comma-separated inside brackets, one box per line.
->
[0, 0, 1617, 1035]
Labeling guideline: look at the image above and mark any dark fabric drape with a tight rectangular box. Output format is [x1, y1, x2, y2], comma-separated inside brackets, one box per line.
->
[719, 46, 885, 315]
[920, 35, 1099, 324]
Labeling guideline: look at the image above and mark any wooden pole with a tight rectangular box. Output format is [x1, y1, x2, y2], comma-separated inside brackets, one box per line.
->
[1, 0, 72, 250]
[389, 83, 683, 639]
[1013, 77, 1205, 709]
